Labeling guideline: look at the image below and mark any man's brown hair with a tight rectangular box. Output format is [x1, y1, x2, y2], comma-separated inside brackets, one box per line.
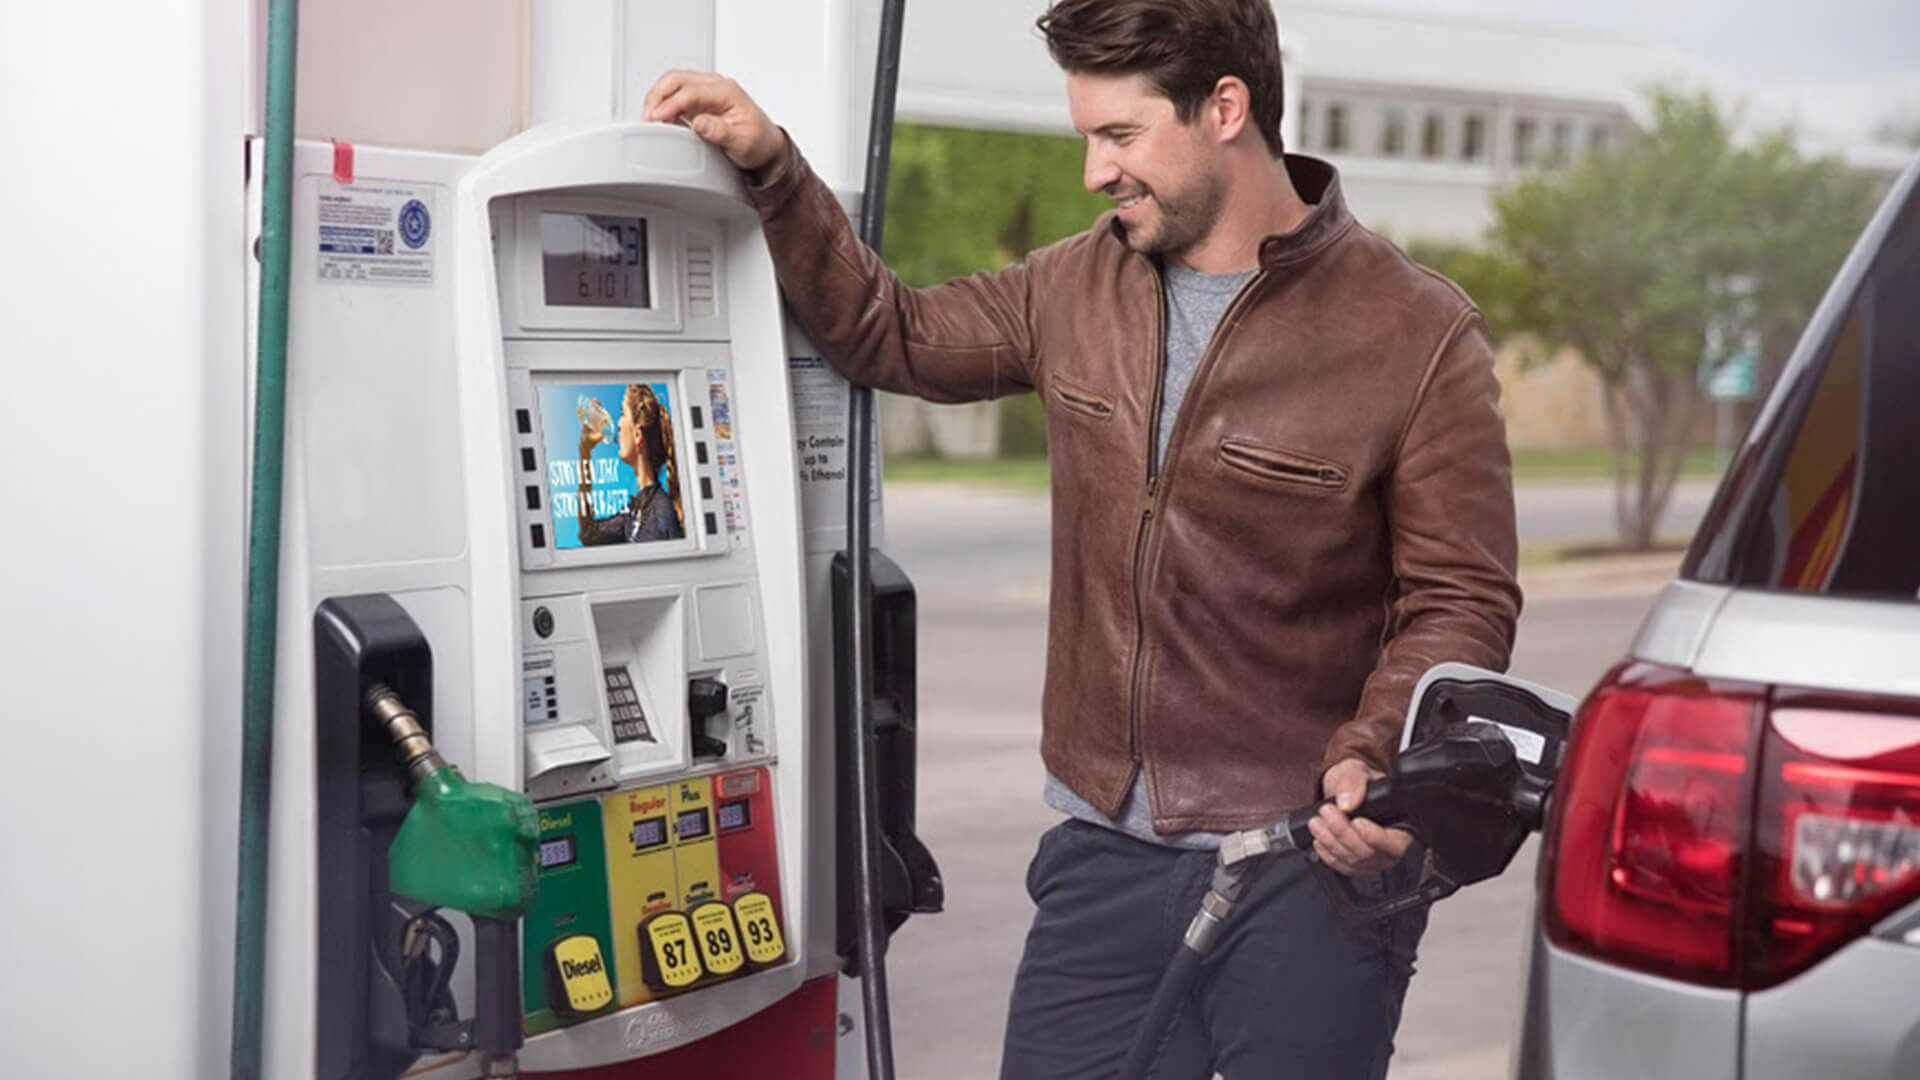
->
[1037, 0, 1286, 157]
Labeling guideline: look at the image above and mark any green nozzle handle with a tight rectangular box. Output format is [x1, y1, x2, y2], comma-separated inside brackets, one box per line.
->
[389, 766, 540, 920]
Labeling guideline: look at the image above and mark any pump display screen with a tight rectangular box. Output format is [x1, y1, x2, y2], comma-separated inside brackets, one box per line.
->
[675, 808, 711, 842]
[539, 836, 577, 870]
[717, 799, 751, 833]
[540, 212, 650, 308]
[536, 380, 688, 548]
[631, 817, 668, 851]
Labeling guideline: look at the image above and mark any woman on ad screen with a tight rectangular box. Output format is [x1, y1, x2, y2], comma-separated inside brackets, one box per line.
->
[576, 383, 686, 544]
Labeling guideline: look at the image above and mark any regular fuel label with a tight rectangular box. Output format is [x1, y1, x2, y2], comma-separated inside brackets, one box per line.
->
[641, 912, 703, 989]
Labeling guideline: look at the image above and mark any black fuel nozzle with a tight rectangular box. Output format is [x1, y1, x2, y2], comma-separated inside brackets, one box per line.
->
[1283, 724, 1546, 927]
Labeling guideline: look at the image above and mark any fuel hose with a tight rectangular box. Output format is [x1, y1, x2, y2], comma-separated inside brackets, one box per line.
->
[230, 0, 299, 1076]
[847, 1, 910, 1077]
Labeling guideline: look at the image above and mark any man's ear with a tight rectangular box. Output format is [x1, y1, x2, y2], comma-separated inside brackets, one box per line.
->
[1209, 76, 1251, 145]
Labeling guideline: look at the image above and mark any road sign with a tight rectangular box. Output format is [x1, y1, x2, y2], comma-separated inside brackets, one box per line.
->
[1707, 350, 1757, 402]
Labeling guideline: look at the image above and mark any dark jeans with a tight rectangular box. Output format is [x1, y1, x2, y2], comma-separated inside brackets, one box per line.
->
[999, 820, 1427, 1080]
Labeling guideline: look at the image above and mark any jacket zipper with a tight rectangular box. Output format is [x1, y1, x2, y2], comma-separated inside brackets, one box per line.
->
[1124, 267, 1269, 776]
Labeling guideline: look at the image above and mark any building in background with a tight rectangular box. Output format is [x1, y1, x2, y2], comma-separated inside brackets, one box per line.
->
[879, 1, 1916, 456]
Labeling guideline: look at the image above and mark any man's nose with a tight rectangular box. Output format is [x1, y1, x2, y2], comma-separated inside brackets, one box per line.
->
[1083, 144, 1119, 195]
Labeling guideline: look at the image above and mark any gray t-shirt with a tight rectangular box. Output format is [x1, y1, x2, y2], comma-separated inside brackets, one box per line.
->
[1042, 261, 1258, 849]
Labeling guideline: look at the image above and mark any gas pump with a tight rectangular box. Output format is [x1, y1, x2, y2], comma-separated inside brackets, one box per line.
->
[454, 120, 816, 1068]
[246, 2, 937, 1070]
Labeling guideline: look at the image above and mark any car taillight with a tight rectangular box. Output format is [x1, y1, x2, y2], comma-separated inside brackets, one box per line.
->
[1545, 663, 1920, 989]
[1544, 662, 1761, 985]
[1744, 699, 1920, 987]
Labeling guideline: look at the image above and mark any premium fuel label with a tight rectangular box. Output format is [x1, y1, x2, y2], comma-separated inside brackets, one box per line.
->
[732, 892, 787, 966]
[640, 912, 703, 990]
[544, 935, 614, 1018]
[689, 901, 745, 977]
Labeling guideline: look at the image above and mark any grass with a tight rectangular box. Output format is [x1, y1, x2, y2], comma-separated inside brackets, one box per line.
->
[885, 447, 1724, 490]
[1509, 446, 1724, 483]
[1519, 538, 1692, 569]
[884, 455, 1054, 491]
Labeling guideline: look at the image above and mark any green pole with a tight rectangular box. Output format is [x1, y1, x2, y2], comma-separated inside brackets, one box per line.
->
[232, 0, 298, 1075]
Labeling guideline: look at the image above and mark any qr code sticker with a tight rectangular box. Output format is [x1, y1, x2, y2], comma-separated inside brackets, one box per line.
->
[376, 230, 394, 255]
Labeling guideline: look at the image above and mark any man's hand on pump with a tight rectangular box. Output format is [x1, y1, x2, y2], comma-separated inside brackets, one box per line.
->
[1310, 758, 1414, 877]
[642, 71, 784, 172]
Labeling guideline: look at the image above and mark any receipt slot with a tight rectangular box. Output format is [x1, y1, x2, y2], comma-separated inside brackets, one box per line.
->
[452, 122, 813, 1070]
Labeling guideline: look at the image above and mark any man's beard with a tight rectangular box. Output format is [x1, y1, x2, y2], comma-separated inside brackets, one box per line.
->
[1115, 169, 1226, 258]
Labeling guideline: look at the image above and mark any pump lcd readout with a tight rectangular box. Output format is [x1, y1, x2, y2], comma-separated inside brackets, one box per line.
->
[540, 212, 649, 309]
[536, 380, 689, 549]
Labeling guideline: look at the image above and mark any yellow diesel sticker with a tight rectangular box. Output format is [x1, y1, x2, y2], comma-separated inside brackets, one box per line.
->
[689, 901, 745, 977]
[642, 912, 703, 989]
[549, 935, 614, 1015]
[733, 892, 787, 966]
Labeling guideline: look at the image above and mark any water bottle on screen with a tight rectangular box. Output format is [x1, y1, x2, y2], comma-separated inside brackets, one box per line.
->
[577, 394, 615, 446]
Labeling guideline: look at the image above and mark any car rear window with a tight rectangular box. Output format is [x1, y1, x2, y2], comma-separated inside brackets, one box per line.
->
[1685, 171, 1920, 601]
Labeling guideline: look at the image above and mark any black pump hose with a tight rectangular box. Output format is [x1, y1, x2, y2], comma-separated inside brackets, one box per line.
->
[847, 1, 909, 1078]
[1119, 858, 1269, 1080]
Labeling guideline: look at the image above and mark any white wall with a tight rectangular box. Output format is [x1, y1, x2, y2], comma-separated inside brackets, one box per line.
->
[262, 0, 530, 154]
[0, 0, 249, 1075]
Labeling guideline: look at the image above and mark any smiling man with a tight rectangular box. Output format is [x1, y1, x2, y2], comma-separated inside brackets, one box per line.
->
[645, 1, 1520, 1075]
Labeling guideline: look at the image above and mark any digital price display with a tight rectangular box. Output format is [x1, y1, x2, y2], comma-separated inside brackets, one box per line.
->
[631, 816, 668, 851]
[539, 836, 577, 870]
[716, 799, 751, 833]
[540, 212, 650, 309]
[675, 807, 711, 842]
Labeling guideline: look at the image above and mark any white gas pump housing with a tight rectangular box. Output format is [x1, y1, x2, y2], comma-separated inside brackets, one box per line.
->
[455, 121, 814, 1068]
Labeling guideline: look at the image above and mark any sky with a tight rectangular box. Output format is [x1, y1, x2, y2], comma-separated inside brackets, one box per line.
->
[1368, 0, 1916, 81]
[1339, 0, 1920, 141]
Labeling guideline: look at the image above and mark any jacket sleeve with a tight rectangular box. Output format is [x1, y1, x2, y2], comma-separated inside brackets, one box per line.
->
[1321, 310, 1523, 776]
[743, 133, 1041, 403]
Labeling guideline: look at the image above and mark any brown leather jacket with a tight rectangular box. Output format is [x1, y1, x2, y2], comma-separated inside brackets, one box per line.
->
[748, 137, 1521, 833]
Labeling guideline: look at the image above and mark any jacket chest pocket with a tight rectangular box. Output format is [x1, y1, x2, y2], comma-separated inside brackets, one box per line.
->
[1217, 437, 1350, 494]
[1050, 376, 1115, 422]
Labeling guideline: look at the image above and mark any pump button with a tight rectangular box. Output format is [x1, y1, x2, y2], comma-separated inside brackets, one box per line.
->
[543, 934, 614, 1019]
[532, 606, 555, 639]
[689, 901, 745, 977]
[733, 892, 787, 966]
[639, 912, 704, 990]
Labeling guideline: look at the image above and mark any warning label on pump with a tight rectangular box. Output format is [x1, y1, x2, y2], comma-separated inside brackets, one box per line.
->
[316, 182, 435, 285]
[789, 356, 878, 495]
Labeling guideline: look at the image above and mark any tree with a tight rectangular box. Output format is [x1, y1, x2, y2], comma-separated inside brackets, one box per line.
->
[1871, 104, 1920, 149]
[1444, 89, 1876, 550]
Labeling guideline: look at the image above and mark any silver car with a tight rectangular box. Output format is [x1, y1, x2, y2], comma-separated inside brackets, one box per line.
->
[1512, 153, 1920, 1079]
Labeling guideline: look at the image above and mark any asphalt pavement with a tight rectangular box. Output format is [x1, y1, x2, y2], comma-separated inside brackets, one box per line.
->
[875, 480, 1710, 1079]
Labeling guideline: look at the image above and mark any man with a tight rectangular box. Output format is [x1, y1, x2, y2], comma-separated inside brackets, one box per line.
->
[646, 0, 1519, 1075]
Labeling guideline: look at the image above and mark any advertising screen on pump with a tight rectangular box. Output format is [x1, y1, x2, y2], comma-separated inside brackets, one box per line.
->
[538, 380, 689, 548]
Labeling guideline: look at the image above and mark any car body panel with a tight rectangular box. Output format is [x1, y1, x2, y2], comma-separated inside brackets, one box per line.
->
[1689, 591, 1920, 697]
[1627, 580, 1731, 670]
[1511, 935, 1741, 1080]
[1743, 927, 1920, 1080]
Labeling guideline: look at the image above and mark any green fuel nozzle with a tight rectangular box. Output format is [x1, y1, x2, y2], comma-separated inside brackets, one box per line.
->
[368, 684, 538, 922]
[369, 684, 534, 1075]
